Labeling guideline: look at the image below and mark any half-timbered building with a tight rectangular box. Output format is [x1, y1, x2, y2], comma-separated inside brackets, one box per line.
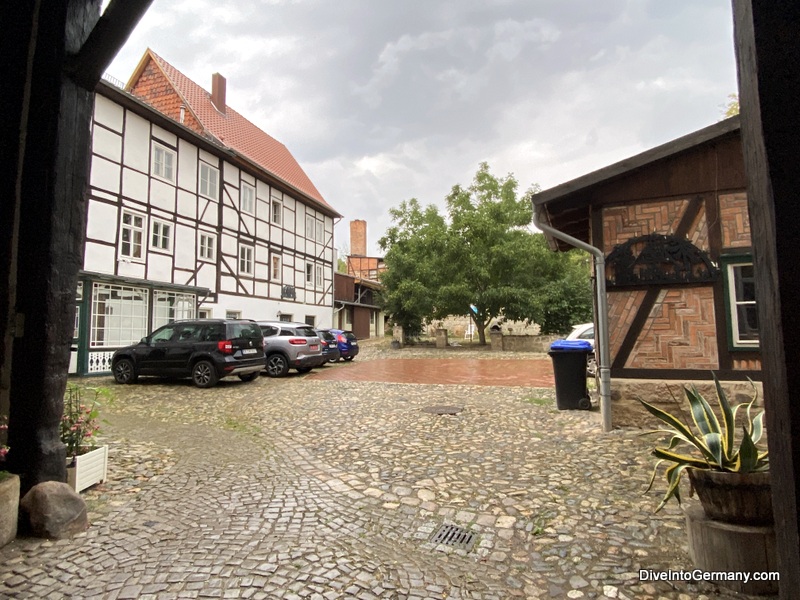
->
[531, 116, 761, 426]
[74, 50, 341, 375]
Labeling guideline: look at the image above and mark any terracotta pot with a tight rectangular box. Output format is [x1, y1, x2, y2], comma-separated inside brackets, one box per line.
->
[687, 468, 772, 525]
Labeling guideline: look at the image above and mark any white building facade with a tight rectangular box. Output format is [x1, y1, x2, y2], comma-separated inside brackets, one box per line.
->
[73, 76, 339, 375]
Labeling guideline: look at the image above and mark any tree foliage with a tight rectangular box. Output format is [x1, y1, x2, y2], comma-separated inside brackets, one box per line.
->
[378, 163, 593, 343]
[722, 93, 739, 118]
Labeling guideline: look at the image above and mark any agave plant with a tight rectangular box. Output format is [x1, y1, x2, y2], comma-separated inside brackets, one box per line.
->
[639, 373, 768, 512]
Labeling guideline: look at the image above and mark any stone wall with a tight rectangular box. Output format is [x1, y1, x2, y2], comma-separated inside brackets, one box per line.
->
[489, 332, 560, 352]
[611, 378, 765, 429]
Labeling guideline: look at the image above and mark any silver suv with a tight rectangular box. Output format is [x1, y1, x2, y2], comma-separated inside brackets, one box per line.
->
[257, 321, 327, 377]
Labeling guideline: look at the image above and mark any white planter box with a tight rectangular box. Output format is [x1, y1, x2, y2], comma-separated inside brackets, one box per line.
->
[66, 445, 108, 492]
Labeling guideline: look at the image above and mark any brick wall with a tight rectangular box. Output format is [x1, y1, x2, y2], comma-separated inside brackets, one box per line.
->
[129, 58, 204, 135]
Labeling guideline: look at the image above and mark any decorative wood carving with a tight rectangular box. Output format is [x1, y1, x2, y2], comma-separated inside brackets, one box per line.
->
[606, 233, 718, 288]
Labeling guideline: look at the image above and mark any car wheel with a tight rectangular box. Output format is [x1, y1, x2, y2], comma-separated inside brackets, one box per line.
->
[238, 372, 258, 382]
[266, 354, 290, 377]
[192, 360, 219, 388]
[112, 358, 137, 384]
[343, 356, 354, 362]
[296, 367, 312, 374]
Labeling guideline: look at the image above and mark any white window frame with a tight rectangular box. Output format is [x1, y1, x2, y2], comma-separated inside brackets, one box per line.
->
[241, 182, 255, 216]
[119, 209, 145, 262]
[152, 291, 196, 329]
[239, 244, 254, 276]
[315, 264, 323, 288]
[226, 310, 241, 320]
[724, 258, 759, 349]
[150, 219, 172, 252]
[315, 220, 324, 243]
[271, 255, 281, 280]
[271, 200, 282, 225]
[199, 162, 219, 200]
[90, 283, 149, 348]
[199, 233, 216, 262]
[306, 262, 313, 284]
[152, 142, 176, 182]
[305, 214, 315, 239]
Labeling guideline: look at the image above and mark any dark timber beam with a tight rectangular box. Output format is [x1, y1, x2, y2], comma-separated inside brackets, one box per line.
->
[66, 0, 154, 90]
[733, 1, 800, 596]
[1, 0, 151, 496]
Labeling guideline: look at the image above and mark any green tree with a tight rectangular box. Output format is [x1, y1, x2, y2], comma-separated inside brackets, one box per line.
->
[722, 93, 739, 118]
[379, 163, 593, 344]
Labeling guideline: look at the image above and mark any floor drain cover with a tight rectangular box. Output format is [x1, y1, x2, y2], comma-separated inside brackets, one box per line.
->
[422, 405, 463, 415]
[430, 523, 477, 551]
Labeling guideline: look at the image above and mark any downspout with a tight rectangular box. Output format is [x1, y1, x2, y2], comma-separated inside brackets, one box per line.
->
[532, 205, 613, 433]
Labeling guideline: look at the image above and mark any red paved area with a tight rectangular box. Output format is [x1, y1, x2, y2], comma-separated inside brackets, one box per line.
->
[308, 358, 555, 387]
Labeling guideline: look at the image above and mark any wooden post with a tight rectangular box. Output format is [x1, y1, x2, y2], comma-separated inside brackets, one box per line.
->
[1, 0, 153, 495]
[732, 2, 800, 596]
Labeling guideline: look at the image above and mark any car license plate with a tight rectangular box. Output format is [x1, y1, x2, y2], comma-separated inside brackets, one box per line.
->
[242, 348, 257, 355]
[310, 344, 319, 351]
[351, 341, 358, 346]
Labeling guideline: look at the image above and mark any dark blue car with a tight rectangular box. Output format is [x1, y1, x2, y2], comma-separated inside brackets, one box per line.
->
[315, 329, 341, 363]
[328, 329, 359, 361]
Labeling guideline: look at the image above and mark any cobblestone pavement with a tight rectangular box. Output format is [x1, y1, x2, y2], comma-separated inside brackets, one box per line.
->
[0, 341, 765, 599]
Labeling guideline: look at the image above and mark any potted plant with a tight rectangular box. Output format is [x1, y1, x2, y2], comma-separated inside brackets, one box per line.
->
[639, 373, 770, 525]
[62, 385, 112, 493]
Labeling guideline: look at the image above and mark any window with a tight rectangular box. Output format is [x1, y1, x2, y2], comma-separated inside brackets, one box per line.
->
[90, 283, 149, 347]
[315, 264, 323, 288]
[306, 263, 313, 284]
[199, 233, 215, 261]
[271, 255, 281, 280]
[305, 315, 316, 327]
[316, 220, 324, 243]
[271, 200, 282, 225]
[198, 308, 212, 319]
[241, 183, 255, 215]
[239, 245, 254, 275]
[199, 162, 219, 200]
[120, 210, 145, 260]
[152, 142, 176, 182]
[305, 214, 315, 239]
[723, 257, 759, 348]
[151, 220, 172, 252]
[279, 314, 292, 322]
[152, 291, 195, 329]
[226, 311, 241, 319]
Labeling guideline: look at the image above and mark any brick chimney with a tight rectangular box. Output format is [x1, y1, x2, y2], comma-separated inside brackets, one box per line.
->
[350, 220, 367, 256]
[211, 73, 226, 114]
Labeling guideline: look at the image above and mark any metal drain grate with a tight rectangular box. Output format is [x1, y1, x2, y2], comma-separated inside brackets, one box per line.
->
[430, 523, 477, 551]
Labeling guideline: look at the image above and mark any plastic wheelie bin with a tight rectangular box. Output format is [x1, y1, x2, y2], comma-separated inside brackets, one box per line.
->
[548, 339, 593, 410]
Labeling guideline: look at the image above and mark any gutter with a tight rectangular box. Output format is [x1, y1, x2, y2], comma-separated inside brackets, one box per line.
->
[532, 205, 613, 433]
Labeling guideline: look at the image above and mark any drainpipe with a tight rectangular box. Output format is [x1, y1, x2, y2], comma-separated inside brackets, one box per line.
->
[532, 205, 613, 433]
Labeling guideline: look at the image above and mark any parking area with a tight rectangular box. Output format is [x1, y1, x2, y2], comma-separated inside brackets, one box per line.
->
[0, 342, 755, 599]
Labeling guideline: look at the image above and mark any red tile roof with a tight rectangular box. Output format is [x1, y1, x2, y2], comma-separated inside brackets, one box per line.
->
[126, 49, 335, 213]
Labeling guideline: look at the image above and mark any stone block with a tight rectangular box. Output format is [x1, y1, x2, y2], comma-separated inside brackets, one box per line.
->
[20, 481, 88, 539]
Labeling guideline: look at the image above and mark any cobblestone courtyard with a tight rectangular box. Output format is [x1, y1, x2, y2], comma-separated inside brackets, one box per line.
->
[0, 342, 764, 599]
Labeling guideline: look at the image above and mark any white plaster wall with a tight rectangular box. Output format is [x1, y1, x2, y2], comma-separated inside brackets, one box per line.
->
[122, 112, 150, 173]
[122, 167, 148, 203]
[196, 263, 217, 291]
[86, 201, 118, 244]
[198, 198, 217, 227]
[147, 252, 173, 283]
[83, 241, 116, 274]
[90, 157, 120, 194]
[176, 189, 197, 220]
[151, 125, 176, 147]
[117, 260, 145, 279]
[149, 179, 176, 213]
[177, 140, 197, 192]
[92, 126, 122, 162]
[94, 95, 123, 131]
[223, 162, 239, 185]
[174, 224, 196, 270]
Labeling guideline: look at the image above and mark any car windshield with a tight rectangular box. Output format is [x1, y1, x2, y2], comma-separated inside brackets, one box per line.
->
[344, 332, 357, 341]
[295, 326, 317, 337]
[229, 322, 263, 340]
[317, 331, 334, 342]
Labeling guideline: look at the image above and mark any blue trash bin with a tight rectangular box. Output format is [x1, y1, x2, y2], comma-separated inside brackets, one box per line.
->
[548, 340, 592, 410]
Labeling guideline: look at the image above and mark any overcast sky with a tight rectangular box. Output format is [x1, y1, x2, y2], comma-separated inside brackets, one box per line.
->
[106, 1, 738, 256]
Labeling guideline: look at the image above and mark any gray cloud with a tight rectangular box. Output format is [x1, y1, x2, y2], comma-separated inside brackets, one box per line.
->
[107, 0, 737, 255]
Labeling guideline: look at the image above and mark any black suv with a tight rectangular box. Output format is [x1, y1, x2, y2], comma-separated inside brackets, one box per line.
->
[111, 319, 265, 388]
